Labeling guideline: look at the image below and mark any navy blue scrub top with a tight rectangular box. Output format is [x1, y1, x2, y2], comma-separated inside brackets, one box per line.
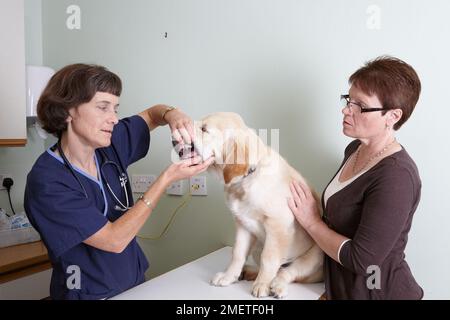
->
[24, 115, 151, 300]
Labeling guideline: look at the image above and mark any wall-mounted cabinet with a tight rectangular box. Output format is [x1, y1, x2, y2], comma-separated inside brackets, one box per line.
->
[0, 0, 27, 146]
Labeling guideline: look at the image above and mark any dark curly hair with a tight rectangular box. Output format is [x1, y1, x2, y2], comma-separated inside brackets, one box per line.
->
[37, 64, 122, 137]
[349, 56, 421, 130]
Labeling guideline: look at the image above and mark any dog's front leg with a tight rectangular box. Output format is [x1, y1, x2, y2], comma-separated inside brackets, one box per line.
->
[252, 220, 288, 298]
[211, 221, 255, 287]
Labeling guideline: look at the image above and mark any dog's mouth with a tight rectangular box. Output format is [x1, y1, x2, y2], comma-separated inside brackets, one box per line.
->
[172, 139, 217, 165]
[172, 140, 194, 159]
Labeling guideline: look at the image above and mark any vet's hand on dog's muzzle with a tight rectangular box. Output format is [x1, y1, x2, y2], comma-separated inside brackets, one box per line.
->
[165, 108, 195, 145]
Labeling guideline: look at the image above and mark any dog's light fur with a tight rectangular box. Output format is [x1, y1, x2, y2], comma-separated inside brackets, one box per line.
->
[193, 112, 324, 298]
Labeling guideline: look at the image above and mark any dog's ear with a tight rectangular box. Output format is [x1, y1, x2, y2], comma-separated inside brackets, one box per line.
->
[222, 138, 249, 184]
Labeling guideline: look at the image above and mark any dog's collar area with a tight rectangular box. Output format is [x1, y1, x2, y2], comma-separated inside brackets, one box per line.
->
[244, 166, 256, 178]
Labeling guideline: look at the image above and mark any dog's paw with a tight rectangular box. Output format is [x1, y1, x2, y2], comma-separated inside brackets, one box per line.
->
[211, 272, 238, 287]
[252, 282, 271, 298]
[270, 278, 289, 299]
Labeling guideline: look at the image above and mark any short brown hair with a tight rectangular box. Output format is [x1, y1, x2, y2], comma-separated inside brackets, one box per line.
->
[349, 56, 421, 130]
[37, 64, 122, 137]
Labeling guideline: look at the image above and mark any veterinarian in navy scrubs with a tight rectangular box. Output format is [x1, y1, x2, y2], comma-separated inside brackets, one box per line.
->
[288, 56, 423, 299]
[24, 64, 214, 300]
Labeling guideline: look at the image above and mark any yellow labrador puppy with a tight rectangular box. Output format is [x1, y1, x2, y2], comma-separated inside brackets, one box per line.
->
[190, 112, 323, 298]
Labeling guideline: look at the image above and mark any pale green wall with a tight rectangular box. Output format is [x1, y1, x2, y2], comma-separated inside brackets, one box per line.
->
[1, 0, 449, 298]
[24, 0, 43, 65]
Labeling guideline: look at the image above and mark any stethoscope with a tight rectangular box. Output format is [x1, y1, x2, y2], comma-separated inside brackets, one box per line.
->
[56, 140, 132, 213]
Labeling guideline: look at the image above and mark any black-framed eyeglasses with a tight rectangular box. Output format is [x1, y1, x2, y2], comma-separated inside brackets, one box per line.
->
[340, 94, 387, 113]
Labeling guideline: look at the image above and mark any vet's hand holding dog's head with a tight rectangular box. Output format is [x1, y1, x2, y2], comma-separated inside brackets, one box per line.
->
[163, 155, 215, 186]
[163, 109, 215, 185]
[164, 107, 195, 146]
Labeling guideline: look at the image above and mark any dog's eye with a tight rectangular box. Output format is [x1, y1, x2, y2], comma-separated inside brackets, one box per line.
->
[201, 126, 208, 133]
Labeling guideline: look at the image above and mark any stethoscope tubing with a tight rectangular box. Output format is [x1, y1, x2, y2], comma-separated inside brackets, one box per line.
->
[57, 140, 132, 212]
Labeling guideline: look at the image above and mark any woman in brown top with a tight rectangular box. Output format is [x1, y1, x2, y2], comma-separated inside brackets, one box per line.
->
[288, 56, 423, 299]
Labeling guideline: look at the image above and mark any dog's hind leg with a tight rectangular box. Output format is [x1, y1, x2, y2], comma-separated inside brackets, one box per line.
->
[239, 243, 261, 281]
[240, 265, 259, 281]
[270, 244, 324, 298]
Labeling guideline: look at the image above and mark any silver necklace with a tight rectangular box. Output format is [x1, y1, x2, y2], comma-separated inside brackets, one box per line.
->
[352, 139, 397, 174]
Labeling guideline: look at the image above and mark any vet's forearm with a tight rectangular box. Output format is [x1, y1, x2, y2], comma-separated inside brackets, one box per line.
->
[111, 172, 170, 251]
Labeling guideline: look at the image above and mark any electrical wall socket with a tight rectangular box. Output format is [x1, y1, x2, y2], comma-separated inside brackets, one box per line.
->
[166, 179, 187, 196]
[189, 176, 207, 196]
[0, 174, 12, 191]
[131, 174, 156, 193]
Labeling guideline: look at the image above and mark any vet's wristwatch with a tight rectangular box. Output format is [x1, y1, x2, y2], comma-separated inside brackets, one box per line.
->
[161, 106, 176, 122]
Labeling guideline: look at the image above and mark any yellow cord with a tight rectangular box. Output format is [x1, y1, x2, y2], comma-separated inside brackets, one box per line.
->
[137, 192, 192, 240]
